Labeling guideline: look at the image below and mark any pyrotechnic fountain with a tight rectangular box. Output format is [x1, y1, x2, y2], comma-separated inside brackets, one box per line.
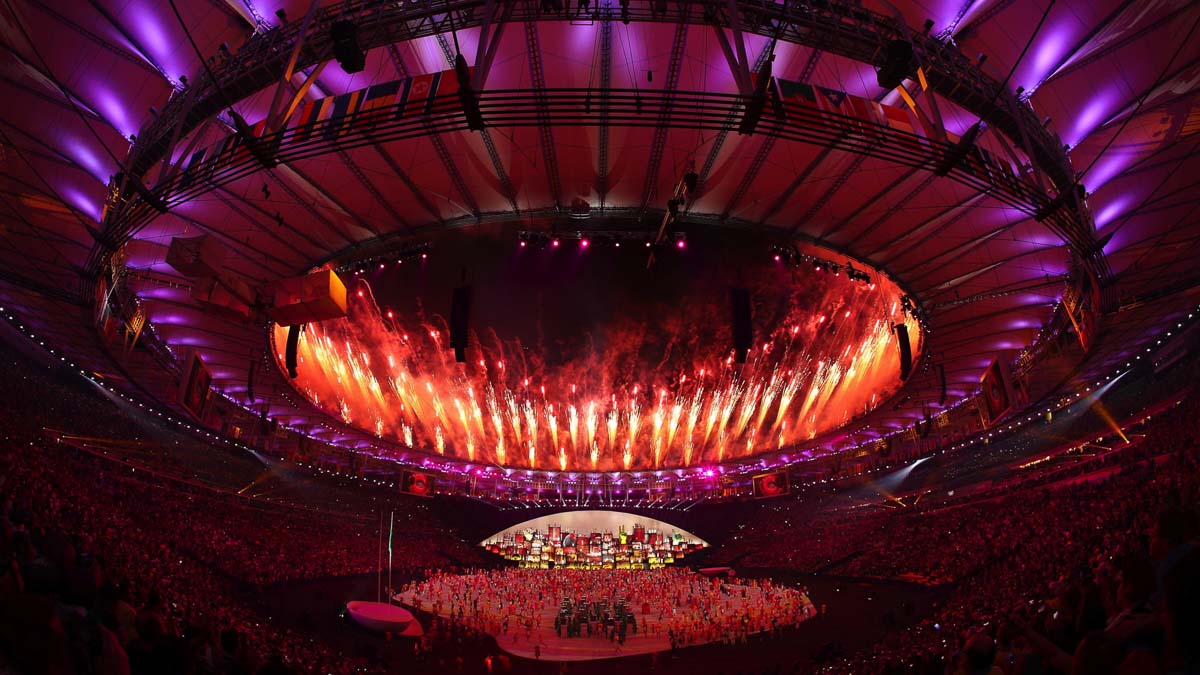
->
[276, 228, 919, 471]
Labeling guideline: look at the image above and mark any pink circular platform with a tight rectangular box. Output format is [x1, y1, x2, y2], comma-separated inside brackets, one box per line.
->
[346, 601, 423, 636]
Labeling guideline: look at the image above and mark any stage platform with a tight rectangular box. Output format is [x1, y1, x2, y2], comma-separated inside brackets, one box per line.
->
[397, 579, 812, 662]
[346, 601, 423, 636]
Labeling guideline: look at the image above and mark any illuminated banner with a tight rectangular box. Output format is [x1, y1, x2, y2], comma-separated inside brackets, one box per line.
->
[179, 350, 212, 421]
[400, 469, 435, 497]
[1063, 272, 1099, 351]
[752, 470, 790, 499]
[979, 357, 1013, 427]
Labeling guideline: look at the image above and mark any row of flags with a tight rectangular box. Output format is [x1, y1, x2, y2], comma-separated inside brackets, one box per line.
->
[174, 69, 1022, 194]
[773, 78, 1022, 186]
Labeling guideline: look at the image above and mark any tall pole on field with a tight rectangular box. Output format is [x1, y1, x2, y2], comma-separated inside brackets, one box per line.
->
[387, 510, 395, 603]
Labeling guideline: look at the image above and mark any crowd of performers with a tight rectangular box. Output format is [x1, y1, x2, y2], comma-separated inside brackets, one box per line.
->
[397, 567, 816, 654]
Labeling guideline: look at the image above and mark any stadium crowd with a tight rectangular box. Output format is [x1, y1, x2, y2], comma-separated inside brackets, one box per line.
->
[0, 350, 483, 674]
[711, 387, 1200, 674]
[1, 343, 1198, 675]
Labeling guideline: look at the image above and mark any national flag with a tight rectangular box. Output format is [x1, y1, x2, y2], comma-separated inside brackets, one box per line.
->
[206, 133, 238, 175]
[844, 95, 883, 140]
[882, 103, 916, 136]
[777, 79, 819, 107]
[426, 68, 460, 116]
[815, 86, 847, 113]
[390, 77, 413, 120]
[359, 80, 401, 123]
[178, 148, 206, 190]
[968, 146, 994, 181]
[292, 96, 335, 143]
[230, 119, 269, 164]
[324, 89, 364, 141]
[402, 71, 442, 118]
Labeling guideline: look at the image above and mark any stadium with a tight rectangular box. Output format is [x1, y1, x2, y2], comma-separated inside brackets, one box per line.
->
[0, 1, 1197, 673]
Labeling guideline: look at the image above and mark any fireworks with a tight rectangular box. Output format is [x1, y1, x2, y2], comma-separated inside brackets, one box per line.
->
[278, 265, 919, 471]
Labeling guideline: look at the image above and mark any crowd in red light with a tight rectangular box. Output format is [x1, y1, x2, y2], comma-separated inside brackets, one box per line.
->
[712, 380, 1200, 674]
[2, 340, 1199, 675]
[0, 351, 484, 675]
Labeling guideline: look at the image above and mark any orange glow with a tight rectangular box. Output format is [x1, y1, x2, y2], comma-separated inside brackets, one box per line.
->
[277, 260, 920, 471]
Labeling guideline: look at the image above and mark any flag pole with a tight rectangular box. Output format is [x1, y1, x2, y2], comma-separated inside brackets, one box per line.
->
[387, 510, 395, 604]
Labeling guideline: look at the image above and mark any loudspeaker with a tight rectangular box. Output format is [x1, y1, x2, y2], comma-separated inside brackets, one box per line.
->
[730, 288, 753, 363]
[330, 20, 365, 73]
[877, 39, 914, 89]
[285, 324, 300, 378]
[246, 358, 256, 402]
[450, 286, 472, 363]
[938, 363, 947, 406]
[894, 323, 912, 381]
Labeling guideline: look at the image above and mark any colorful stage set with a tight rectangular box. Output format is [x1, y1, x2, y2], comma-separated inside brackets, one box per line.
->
[392, 511, 812, 662]
[479, 511, 708, 569]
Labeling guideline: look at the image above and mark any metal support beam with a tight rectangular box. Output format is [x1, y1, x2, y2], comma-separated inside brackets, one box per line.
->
[428, 133, 481, 219]
[759, 145, 836, 227]
[435, 33, 518, 211]
[265, 0, 322, 130]
[805, 153, 869, 240]
[818, 167, 922, 241]
[639, 19, 689, 212]
[263, 170, 358, 247]
[525, 21, 563, 210]
[367, 141, 444, 225]
[471, 0, 512, 90]
[335, 149, 412, 231]
[596, 18, 613, 205]
[696, 44, 774, 194]
[721, 135, 777, 220]
[712, 1, 752, 94]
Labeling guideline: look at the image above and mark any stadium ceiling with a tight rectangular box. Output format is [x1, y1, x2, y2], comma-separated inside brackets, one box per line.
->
[1, 0, 1198, 463]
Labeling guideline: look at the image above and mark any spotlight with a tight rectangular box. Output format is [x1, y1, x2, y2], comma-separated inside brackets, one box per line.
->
[676, 239, 686, 249]
[519, 241, 527, 248]
[580, 238, 590, 248]
[551, 238, 560, 247]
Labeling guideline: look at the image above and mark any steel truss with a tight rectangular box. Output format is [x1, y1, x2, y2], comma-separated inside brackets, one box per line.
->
[94, 0, 1104, 296]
